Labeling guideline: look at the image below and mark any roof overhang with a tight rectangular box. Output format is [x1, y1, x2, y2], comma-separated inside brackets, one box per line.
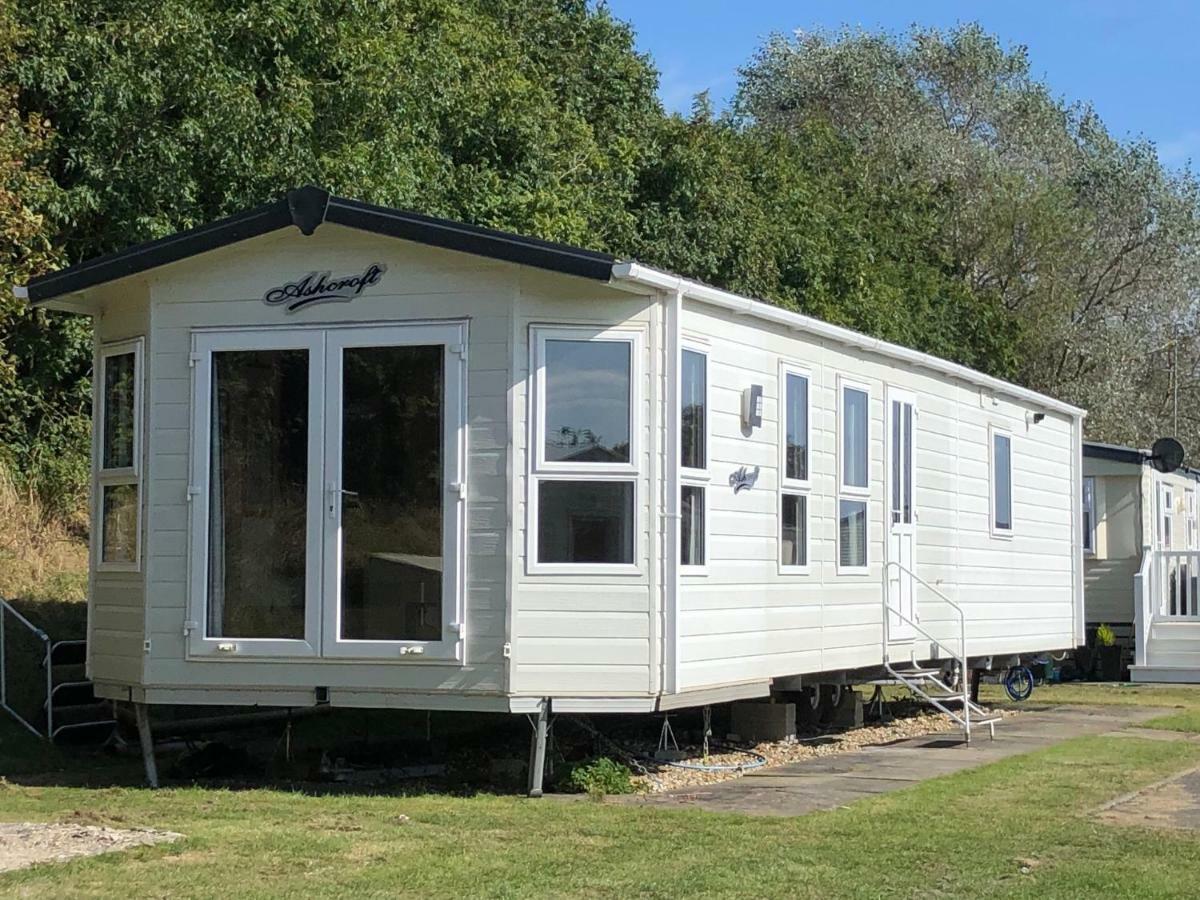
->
[610, 261, 1087, 420]
[17, 185, 615, 306]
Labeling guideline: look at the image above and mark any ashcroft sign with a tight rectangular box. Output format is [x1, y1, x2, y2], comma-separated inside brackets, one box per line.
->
[262, 263, 387, 312]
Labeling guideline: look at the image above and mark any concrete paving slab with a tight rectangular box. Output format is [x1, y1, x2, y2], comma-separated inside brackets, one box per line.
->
[628, 705, 1166, 817]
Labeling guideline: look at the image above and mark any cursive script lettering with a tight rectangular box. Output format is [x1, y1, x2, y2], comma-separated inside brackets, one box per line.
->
[263, 263, 388, 312]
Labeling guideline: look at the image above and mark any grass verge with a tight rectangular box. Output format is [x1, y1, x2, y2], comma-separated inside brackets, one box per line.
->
[0, 721, 1198, 897]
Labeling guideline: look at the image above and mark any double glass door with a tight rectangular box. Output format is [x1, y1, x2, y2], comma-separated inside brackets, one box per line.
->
[188, 323, 465, 660]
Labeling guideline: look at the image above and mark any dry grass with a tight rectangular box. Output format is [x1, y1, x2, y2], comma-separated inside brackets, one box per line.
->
[0, 462, 87, 603]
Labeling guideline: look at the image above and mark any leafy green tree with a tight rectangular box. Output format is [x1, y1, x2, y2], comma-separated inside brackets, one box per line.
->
[737, 24, 1200, 450]
[628, 99, 1019, 374]
[9, 0, 661, 258]
[0, 0, 89, 519]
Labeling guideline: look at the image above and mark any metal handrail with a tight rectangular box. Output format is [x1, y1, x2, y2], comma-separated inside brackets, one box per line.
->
[882, 560, 970, 736]
[0, 597, 51, 738]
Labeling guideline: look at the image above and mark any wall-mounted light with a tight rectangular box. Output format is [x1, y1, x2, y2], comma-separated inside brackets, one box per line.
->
[742, 384, 763, 429]
[1032, 412, 1045, 424]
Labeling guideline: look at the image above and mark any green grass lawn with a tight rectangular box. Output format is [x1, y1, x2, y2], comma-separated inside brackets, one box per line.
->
[982, 680, 1200, 734]
[2, 716, 1200, 898]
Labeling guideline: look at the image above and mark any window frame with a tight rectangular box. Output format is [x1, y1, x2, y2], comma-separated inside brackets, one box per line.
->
[1159, 482, 1174, 550]
[836, 376, 872, 575]
[779, 362, 813, 575]
[1187, 487, 1198, 551]
[527, 325, 643, 576]
[989, 425, 1014, 538]
[680, 343, 710, 574]
[187, 328, 327, 659]
[95, 338, 144, 573]
[1082, 475, 1096, 555]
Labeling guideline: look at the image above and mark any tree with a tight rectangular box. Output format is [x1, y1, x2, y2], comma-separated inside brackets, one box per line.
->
[8, 0, 661, 259]
[737, 24, 1200, 451]
[0, 0, 90, 518]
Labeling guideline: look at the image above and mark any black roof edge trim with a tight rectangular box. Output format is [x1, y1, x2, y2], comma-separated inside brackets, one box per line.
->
[324, 196, 614, 281]
[22, 185, 615, 303]
[24, 198, 295, 302]
[1083, 442, 1147, 465]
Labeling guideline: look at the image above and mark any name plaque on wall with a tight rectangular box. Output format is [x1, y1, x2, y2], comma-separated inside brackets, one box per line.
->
[263, 263, 388, 312]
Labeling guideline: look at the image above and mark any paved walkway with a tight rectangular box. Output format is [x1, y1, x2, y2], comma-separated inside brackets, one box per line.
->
[631, 705, 1164, 817]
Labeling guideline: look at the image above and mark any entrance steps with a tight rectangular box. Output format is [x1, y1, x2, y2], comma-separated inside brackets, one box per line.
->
[876, 664, 1002, 742]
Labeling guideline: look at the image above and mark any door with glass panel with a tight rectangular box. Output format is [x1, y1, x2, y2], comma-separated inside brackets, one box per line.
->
[190, 324, 464, 660]
[886, 388, 917, 641]
[190, 330, 327, 657]
[322, 324, 464, 659]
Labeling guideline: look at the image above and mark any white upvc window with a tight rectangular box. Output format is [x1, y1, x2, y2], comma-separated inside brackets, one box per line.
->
[1159, 483, 1175, 550]
[1188, 488, 1198, 550]
[837, 376, 871, 574]
[990, 426, 1014, 537]
[96, 338, 143, 572]
[528, 326, 642, 574]
[779, 363, 812, 574]
[1082, 476, 1096, 555]
[680, 345, 708, 572]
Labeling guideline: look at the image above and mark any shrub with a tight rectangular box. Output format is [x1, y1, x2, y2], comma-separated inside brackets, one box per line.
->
[566, 757, 634, 798]
[1095, 624, 1116, 647]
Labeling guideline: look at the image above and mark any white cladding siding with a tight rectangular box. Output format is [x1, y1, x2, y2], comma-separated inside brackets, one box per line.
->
[140, 226, 515, 698]
[677, 301, 1079, 691]
[508, 271, 659, 697]
[89, 284, 150, 685]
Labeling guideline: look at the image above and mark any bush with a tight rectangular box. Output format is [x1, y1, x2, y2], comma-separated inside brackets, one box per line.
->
[565, 757, 634, 797]
[1095, 624, 1116, 647]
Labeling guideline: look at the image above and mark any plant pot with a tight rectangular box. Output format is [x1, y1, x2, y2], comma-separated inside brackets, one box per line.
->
[1096, 645, 1122, 682]
[1074, 646, 1095, 680]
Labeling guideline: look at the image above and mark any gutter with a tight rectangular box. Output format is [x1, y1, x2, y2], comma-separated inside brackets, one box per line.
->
[611, 261, 1087, 421]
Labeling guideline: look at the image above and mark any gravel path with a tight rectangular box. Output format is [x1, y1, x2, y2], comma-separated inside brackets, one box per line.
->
[632, 708, 1017, 793]
[0, 822, 182, 873]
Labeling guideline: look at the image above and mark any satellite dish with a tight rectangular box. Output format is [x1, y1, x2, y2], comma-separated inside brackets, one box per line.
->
[1150, 437, 1185, 474]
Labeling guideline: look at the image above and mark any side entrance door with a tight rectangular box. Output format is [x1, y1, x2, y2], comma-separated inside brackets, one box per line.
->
[886, 388, 917, 641]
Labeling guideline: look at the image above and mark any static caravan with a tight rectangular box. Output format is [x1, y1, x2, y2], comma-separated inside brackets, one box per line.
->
[17, 187, 1086, 789]
[1082, 441, 1200, 682]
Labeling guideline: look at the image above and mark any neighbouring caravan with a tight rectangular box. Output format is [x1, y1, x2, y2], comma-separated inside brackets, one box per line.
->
[16, 187, 1086, 789]
[1082, 441, 1200, 682]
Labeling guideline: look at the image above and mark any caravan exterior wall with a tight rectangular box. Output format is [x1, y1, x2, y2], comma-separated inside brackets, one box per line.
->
[70, 213, 1083, 713]
[671, 300, 1081, 692]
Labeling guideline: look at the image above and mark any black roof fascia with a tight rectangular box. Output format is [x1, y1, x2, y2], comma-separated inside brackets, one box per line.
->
[22, 185, 615, 303]
[324, 196, 614, 282]
[1082, 442, 1147, 465]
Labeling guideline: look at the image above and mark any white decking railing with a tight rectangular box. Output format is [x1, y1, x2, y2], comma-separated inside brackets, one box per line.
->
[1134, 547, 1200, 669]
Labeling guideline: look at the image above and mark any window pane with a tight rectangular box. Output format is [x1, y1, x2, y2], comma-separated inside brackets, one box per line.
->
[340, 346, 443, 642]
[102, 351, 136, 469]
[538, 481, 634, 564]
[101, 483, 137, 563]
[994, 433, 1012, 531]
[839, 499, 867, 568]
[785, 373, 808, 481]
[681, 350, 706, 470]
[208, 349, 308, 639]
[681, 485, 705, 566]
[544, 339, 631, 463]
[890, 401, 901, 520]
[782, 493, 807, 567]
[843, 387, 868, 489]
[902, 403, 913, 524]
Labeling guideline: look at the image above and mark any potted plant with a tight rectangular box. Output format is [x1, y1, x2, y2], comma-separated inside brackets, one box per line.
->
[1095, 624, 1122, 682]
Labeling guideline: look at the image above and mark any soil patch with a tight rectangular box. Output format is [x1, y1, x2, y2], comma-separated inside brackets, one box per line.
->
[0, 822, 182, 873]
[1097, 767, 1200, 831]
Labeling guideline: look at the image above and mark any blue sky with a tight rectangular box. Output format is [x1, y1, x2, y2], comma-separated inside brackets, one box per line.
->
[603, 1, 1200, 169]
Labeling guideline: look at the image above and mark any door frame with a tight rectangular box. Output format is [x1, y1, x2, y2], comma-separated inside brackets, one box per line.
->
[321, 322, 467, 661]
[186, 321, 468, 663]
[885, 385, 918, 642]
[186, 328, 327, 658]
